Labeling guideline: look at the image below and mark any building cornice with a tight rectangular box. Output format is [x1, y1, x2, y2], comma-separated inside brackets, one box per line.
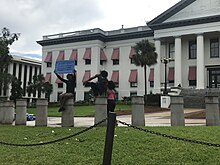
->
[37, 30, 154, 46]
[148, 15, 220, 30]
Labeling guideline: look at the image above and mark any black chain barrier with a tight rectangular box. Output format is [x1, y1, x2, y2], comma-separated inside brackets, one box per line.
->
[117, 120, 220, 148]
[0, 118, 107, 147]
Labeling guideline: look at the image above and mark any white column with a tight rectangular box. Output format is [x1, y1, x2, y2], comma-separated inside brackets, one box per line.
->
[15, 63, 19, 79]
[154, 39, 161, 93]
[25, 65, 30, 97]
[174, 36, 182, 87]
[196, 34, 205, 89]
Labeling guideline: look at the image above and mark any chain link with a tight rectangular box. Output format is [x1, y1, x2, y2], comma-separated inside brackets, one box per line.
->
[0, 118, 107, 147]
[117, 120, 220, 148]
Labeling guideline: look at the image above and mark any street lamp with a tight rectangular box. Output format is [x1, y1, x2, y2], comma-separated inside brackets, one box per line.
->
[160, 57, 174, 95]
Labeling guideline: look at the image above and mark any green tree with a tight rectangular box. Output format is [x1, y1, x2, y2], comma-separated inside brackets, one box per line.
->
[10, 77, 23, 103]
[133, 39, 158, 104]
[27, 74, 53, 99]
[0, 27, 19, 96]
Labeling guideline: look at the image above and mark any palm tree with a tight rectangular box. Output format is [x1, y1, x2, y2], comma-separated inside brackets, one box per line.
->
[0, 27, 19, 96]
[10, 77, 23, 103]
[27, 74, 53, 99]
[133, 39, 158, 105]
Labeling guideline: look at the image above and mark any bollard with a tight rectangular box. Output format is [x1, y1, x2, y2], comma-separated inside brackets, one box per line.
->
[62, 98, 74, 127]
[15, 99, 27, 125]
[205, 96, 220, 126]
[131, 96, 145, 126]
[2, 101, 15, 124]
[36, 99, 48, 126]
[0, 101, 3, 124]
[170, 96, 185, 126]
[95, 96, 107, 126]
[102, 112, 116, 165]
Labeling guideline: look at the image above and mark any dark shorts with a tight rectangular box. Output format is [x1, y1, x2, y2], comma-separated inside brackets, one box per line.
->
[107, 100, 116, 114]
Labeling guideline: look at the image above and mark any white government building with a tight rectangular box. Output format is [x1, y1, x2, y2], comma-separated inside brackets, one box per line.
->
[0, 55, 41, 101]
[35, 0, 220, 102]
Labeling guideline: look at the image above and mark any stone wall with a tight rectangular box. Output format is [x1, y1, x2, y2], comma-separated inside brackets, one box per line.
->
[180, 88, 220, 108]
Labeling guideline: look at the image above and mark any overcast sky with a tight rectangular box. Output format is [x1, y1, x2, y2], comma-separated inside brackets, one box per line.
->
[0, 0, 180, 60]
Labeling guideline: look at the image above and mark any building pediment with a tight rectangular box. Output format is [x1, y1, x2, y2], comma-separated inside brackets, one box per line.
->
[148, 0, 220, 30]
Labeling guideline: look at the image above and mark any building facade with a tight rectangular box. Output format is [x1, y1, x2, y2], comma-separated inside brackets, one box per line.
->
[0, 55, 41, 102]
[37, 0, 220, 102]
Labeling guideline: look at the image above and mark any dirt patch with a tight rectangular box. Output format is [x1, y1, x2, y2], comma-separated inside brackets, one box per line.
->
[117, 106, 210, 119]
[116, 106, 170, 116]
[184, 110, 205, 119]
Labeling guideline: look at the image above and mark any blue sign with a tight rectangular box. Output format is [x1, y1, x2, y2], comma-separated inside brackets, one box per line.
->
[55, 60, 75, 74]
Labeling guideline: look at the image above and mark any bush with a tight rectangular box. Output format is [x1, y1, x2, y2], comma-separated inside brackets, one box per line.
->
[146, 94, 161, 106]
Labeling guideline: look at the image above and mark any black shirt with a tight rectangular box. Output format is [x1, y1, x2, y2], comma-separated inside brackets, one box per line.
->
[56, 74, 76, 94]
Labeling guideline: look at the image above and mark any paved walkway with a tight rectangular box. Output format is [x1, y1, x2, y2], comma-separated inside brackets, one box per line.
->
[26, 109, 206, 127]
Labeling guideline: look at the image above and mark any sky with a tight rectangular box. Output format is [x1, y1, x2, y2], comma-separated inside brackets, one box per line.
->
[0, 0, 181, 60]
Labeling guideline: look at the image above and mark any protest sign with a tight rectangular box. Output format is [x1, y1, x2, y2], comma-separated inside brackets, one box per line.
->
[55, 60, 75, 74]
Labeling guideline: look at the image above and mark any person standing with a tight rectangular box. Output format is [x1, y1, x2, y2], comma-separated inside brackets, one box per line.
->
[54, 70, 76, 112]
[107, 81, 116, 115]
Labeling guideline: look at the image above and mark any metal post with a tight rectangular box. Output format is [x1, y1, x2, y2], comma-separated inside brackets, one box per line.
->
[102, 112, 116, 165]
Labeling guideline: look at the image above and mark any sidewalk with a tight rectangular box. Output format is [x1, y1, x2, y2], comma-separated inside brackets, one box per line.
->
[26, 109, 206, 127]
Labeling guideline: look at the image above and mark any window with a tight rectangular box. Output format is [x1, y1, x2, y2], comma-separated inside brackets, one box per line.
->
[169, 43, 175, 59]
[188, 66, 196, 86]
[129, 70, 138, 87]
[130, 91, 137, 97]
[70, 49, 78, 65]
[57, 51, 65, 61]
[85, 59, 91, 65]
[210, 38, 219, 58]
[82, 70, 91, 87]
[129, 47, 136, 64]
[83, 48, 91, 65]
[111, 71, 119, 88]
[47, 62, 52, 67]
[189, 40, 197, 59]
[58, 83, 63, 88]
[111, 48, 119, 65]
[113, 59, 119, 65]
[148, 68, 154, 87]
[100, 49, 107, 65]
[168, 67, 174, 84]
[130, 58, 135, 64]
[44, 52, 52, 67]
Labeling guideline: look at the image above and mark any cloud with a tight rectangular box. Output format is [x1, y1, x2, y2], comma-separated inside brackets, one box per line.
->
[0, 0, 103, 55]
[0, 0, 180, 57]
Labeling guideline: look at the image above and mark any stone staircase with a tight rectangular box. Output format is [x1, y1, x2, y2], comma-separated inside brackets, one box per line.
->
[180, 88, 220, 108]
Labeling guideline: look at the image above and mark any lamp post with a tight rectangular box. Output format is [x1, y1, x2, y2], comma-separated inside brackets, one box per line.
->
[161, 57, 174, 95]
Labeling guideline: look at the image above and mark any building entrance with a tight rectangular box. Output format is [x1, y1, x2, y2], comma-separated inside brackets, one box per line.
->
[209, 68, 220, 88]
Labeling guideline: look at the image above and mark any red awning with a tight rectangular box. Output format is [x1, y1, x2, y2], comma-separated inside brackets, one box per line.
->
[168, 67, 174, 81]
[82, 70, 91, 82]
[111, 71, 119, 83]
[44, 52, 52, 63]
[57, 51, 64, 61]
[100, 49, 107, 61]
[83, 48, 91, 60]
[129, 47, 136, 58]
[129, 70, 137, 83]
[55, 74, 63, 83]
[45, 73, 51, 82]
[188, 66, 196, 80]
[111, 48, 119, 60]
[69, 50, 77, 60]
[148, 68, 154, 81]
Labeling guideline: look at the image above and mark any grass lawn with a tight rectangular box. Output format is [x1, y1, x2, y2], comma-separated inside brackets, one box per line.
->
[27, 104, 131, 117]
[0, 125, 220, 164]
